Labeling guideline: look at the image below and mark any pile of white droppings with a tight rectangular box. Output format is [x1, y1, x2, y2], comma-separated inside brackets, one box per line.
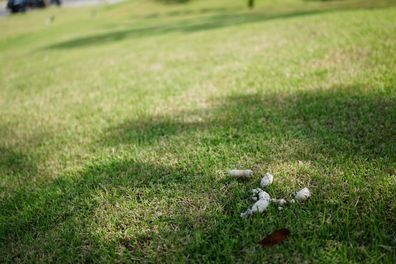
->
[228, 170, 311, 218]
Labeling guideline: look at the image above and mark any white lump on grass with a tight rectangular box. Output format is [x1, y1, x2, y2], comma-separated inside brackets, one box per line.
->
[295, 187, 311, 201]
[260, 172, 274, 188]
[258, 190, 271, 201]
[240, 210, 251, 218]
[251, 188, 263, 195]
[251, 198, 270, 213]
[241, 191, 271, 218]
[251, 188, 269, 201]
[228, 169, 253, 179]
[272, 198, 287, 206]
[240, 199, 271, 218]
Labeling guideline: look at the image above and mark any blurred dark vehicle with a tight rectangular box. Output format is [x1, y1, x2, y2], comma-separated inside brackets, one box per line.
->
[7, 0, 49, 13]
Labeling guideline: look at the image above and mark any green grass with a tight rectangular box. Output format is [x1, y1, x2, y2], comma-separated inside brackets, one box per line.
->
[0, 0, 396, 262]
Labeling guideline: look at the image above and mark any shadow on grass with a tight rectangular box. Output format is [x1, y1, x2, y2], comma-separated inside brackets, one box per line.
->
[138, 6, 243, 20]
[1, 85, 395, 262]
[0, 147, 37, 177]
[45, 0, 396, 49]
[0, 127, 52, 193]
[0, 158, 195, 262]
[104, 85, 395, 160]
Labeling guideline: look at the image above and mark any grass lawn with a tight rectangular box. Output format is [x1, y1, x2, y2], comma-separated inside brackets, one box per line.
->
[1, 0, 396, 262]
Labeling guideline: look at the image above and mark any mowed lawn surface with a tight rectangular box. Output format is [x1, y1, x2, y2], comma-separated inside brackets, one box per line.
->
[1, 0, 396, 262]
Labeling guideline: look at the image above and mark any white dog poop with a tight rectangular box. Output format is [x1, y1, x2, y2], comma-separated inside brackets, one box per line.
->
[295, 187, 311, 201]
[240, 198, 270, 218]
[240, 171, 312, 218]
[251, 198, 270, 212]
[272, 198, 287, 206]
[258, 190, 271, 201]
[260, 172, 274, 187]
[251, 188, 263, 195]
[228, 169, 253, 179]
[241, 191, 271, 218]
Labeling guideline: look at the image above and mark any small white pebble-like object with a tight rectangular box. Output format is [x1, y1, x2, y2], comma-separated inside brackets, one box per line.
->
[272, 198, 287, 206]
[251, 188, 263, 195]
[295, 187, 311, 201]
[278, 206, 283, 211]
[240, 209, 252, 218]
[290, 199, 296, 204]
[251, 198, 270, 213]
[241, 191, 271, 218]
[258, 190, 271, 201]
[228, 169, 253, 178]
[260, 172, 274, 187]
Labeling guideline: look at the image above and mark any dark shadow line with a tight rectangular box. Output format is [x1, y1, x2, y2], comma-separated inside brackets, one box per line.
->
[44, 1, 396, 50]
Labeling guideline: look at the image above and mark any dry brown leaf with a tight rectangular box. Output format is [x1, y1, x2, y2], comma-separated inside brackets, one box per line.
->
[259, 228, 290, 247]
